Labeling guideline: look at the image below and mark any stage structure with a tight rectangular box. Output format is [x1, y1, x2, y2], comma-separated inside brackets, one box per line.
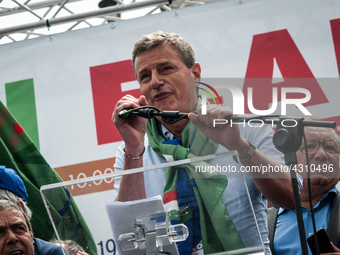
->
[0, 0, 219, 45]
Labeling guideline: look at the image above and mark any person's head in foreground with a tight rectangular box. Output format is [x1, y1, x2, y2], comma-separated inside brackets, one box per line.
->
[0, 199, 34, 255]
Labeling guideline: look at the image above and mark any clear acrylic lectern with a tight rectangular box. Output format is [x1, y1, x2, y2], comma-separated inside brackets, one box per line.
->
[40, 151, 265, 255]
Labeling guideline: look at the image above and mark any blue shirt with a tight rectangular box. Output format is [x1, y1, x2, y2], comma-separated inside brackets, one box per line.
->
[114, 123, 286, 255]
[273, 187, 337, 255]
[33, 238, 68, 255]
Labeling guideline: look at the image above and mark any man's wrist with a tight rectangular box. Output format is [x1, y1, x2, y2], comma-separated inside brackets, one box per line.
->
[227, 138, 249, 155]
[124, 147, 145, 160]
[233, 140, 256, 163]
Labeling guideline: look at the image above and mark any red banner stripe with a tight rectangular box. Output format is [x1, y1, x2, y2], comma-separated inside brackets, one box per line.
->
[13, 123, 24, 133]
[163, 190, 178, 204]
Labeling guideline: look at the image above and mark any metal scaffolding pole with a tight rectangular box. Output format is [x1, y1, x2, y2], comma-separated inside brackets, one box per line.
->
[0, 0, 82, 17]
[0, 0, 176, 36]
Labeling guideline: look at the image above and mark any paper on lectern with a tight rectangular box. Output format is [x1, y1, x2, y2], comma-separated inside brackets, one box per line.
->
[105, 195, 179, 255]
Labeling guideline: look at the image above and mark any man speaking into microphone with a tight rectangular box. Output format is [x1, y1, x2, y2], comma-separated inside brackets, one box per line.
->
[111, 31, 295, 255]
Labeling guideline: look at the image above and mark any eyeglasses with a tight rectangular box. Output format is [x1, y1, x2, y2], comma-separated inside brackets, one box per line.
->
[300, 140, 340, 157]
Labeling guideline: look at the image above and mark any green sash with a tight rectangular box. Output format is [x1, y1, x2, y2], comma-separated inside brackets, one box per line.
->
[146, 99, 244, 254]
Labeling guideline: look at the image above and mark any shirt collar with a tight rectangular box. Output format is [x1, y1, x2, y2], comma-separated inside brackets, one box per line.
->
[324, 186, 337, 206]
[278, 186, 338, 215]
[161, 124, 174, 140]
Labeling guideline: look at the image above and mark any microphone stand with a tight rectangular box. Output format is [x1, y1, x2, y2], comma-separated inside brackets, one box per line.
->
[272, 117, 308, 255]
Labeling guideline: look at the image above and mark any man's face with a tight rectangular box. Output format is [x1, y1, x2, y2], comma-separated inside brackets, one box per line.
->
[134, 44, 201, 113]
[297, 127, 340, 188]
[0, 209, 34, 255]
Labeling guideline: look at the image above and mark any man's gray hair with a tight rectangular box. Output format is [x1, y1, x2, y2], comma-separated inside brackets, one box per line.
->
[0, 188, 32, 221]
[303, 115, 339, 142]
[50, 239, 85, 255]
[132, 31, 196, 76]
[65, 240, 85, 255]
[0, 199, 33, 238]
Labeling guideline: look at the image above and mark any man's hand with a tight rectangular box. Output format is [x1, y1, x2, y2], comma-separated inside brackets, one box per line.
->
[76, 251, 89, 255]
[189, 104, 296, 209]
[112, 95, 148, 201]
[189, 105, 247, 153]
[321, 242, 340, 254]
[112, 95, 148, 157]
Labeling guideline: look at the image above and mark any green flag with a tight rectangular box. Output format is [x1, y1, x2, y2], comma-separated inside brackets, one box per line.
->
[0, 101, 96, 255]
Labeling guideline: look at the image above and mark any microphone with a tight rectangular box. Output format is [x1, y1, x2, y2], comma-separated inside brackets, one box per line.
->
[118, 107, 189, 124]
[118, 108, 157, 119]
[117, 108, 134, 119]
[119, 108, 336, 128]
